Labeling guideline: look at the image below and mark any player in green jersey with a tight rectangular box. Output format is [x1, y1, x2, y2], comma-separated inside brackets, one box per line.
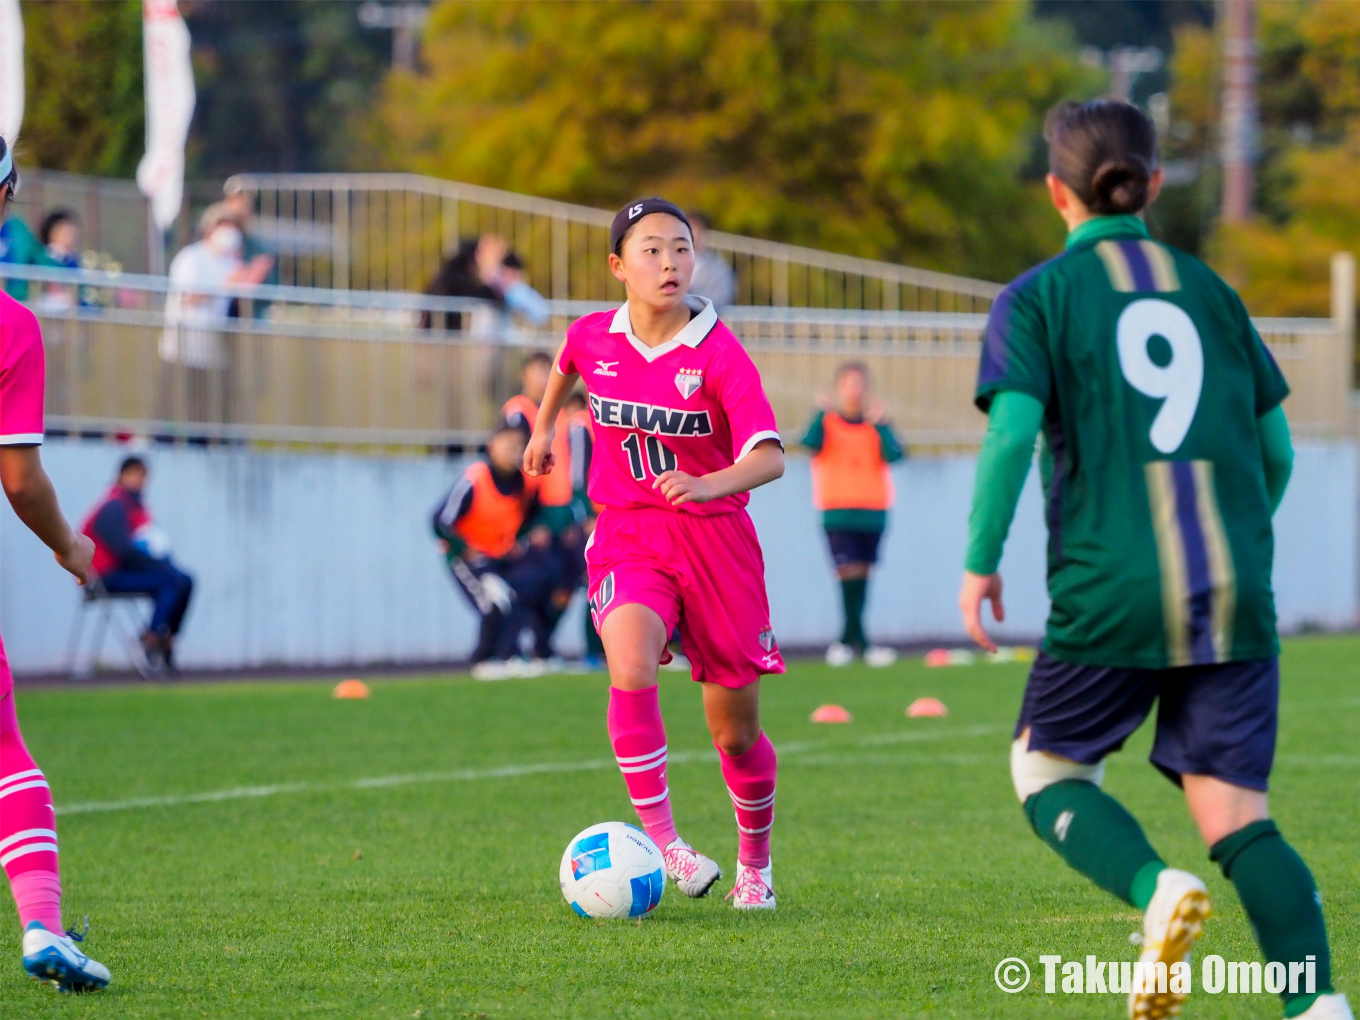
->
[960, 100, 1348, 1020]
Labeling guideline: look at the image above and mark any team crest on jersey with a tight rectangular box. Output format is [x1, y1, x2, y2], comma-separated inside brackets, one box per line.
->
[674, 367, 703, 400]
[758, 628, 777, 652]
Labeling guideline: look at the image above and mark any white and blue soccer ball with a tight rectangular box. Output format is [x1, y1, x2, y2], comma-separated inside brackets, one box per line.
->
[559, 822, 665, 919]
[132, 523, 172, 560]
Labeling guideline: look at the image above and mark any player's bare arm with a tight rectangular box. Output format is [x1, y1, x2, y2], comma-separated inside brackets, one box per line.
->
[524, 339, 578, 477]
[0, 446, 94, 584]
[653, 439, 783, 506]
[958, 570, 1004, 654]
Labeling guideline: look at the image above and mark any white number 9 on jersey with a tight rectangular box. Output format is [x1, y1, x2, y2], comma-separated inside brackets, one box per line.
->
[1116, 298, 1203, 454]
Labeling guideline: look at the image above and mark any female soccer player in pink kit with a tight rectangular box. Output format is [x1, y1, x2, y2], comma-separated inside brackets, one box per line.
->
[525, 198, 785, 909]
[0, 140, 111, 990]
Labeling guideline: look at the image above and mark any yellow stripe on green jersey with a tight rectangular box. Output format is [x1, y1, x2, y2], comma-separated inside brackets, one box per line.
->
[1096, 239, 1181, 293]
[1144, 459, 1237, 666]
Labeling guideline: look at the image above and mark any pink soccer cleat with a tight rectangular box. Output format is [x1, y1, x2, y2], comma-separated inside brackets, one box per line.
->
[726, 862, 776, 911]
[662, 838, 722, 898]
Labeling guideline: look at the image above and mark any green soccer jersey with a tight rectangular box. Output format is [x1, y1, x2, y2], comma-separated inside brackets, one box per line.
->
[975, 215, 1289, 669]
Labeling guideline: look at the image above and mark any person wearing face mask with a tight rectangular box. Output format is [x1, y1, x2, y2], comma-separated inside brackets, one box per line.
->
[159, 204, 272, 429]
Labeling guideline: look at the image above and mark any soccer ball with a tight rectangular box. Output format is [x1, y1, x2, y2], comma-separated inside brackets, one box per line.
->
[132, 523, 172, 560]
[559, 822, 666, 919]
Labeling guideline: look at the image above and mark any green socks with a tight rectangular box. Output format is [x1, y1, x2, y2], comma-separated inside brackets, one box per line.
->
[1210, 820, 1333, 1016]
[1024, 779, 1165, 907]
[840, 577, 867, 648]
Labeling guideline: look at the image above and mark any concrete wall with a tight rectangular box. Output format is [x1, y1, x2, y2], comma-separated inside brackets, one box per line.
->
[2, 439, 1355, 673]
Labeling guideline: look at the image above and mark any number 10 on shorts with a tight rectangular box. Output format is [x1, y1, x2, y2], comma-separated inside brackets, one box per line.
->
[621, 433, 677, 480]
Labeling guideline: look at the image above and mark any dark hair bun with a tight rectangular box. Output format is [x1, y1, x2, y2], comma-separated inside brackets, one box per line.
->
[1045, 99, 1157, 216]
[1090, 157, 1150, 215]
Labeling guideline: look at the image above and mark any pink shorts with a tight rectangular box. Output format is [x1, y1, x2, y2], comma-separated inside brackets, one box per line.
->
[586, 507, 785, 689]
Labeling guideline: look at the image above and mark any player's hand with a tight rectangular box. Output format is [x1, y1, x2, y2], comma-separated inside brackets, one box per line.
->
[959, 570, 1004, 654]
[523, 430, 555, 476]
[867, 399, 888, 425]
[653, 470, 716, 506]
[56, 531, 95, 585]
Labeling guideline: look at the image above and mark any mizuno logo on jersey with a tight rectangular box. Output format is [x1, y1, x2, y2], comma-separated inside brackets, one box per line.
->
[589, 393, 712, 437]
[594, 361, 619, 377]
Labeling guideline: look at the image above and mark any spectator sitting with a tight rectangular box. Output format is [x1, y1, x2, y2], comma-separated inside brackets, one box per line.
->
[421, 235, 505, 332]
[0, 200, 59, 302]
[80, 455, 194, 671]
[37, 209, 81, 312]
[688, 211, 736, 309]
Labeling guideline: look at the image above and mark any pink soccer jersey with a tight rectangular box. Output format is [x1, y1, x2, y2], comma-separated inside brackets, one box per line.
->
[0, 291, 45, 448]
[557, 297, 781, 516]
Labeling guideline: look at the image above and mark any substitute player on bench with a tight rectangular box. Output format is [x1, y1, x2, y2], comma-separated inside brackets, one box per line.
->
[959, 100, 1347, 1020]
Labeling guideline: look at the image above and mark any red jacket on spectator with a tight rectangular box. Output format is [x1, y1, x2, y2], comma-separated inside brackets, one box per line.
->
[82, 484, 151, 577]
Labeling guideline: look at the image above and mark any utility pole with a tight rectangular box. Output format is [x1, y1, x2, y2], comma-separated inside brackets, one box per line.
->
[1220, 0, 1258, 223]
[357, 2, 429, 72]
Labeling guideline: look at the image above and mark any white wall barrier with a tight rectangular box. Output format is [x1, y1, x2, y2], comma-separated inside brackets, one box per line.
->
[1, 439, 1355, 674]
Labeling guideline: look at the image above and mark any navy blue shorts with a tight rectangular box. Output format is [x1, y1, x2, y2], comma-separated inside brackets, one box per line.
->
[825, 529, 883, 568]
[1016, 652, 1279, 792]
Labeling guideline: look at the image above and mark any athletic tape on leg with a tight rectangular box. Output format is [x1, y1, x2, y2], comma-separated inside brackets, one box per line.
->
[1011, 736, 1105, 802]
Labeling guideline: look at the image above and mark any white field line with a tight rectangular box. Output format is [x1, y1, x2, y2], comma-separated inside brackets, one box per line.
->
[56, 724, 1001, 817]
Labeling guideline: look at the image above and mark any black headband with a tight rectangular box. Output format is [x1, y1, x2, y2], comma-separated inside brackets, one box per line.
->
[609, 198, 692, 255]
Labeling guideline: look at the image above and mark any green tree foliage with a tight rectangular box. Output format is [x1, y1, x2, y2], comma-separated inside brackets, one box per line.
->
[187, 0, 388, 176]
[373, 0, 1093, 282]
[17, 0, 144, 177]
[1167, 2, 1360, 316]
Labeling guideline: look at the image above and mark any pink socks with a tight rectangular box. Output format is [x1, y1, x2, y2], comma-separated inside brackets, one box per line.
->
[1, 694, 62, 932]
[606, 686, 678, 848]
[607, 685, 778, 867]
[718, 732, 777, 868]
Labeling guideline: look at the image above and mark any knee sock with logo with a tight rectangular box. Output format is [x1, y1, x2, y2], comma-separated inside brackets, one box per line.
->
[1211, 820, 1333, 1017]
[1025, 779, 1166, 908]
[606, 685, 678, 849]
[718, 732, 777, 868]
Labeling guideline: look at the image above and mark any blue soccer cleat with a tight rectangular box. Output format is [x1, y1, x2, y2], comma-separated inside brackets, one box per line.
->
[22, 921, 110, 992]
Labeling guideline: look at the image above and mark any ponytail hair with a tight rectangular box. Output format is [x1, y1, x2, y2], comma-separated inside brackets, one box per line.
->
[1044, 100, 1157, 216]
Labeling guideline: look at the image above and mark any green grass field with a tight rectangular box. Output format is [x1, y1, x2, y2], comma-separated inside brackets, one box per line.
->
[3, 636, 1357, 1019]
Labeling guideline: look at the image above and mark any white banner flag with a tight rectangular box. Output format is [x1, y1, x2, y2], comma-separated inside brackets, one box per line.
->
[136, 0, 195, 232]
[0, 0, 23, 146]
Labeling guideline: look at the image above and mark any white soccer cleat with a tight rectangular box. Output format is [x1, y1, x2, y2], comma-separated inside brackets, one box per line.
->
[825, 642, 855, 667]
[22, 922, 110, 993]
[864, 645, 898, 668]
[660, 652, 692, 673]
[1294, 994, 1355, 1020]
[662, 837, 722, 898]
[1128, 868, 1211, 1020]
[726, 862, 776, 910]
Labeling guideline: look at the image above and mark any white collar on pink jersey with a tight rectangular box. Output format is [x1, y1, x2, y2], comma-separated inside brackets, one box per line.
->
[608, 295, 717, 363]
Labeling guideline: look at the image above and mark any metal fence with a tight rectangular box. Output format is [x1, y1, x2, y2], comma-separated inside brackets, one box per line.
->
[9, 168, 155, 276]
[224, 172, 1003, 313]
[3, 263, 1353, 453]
